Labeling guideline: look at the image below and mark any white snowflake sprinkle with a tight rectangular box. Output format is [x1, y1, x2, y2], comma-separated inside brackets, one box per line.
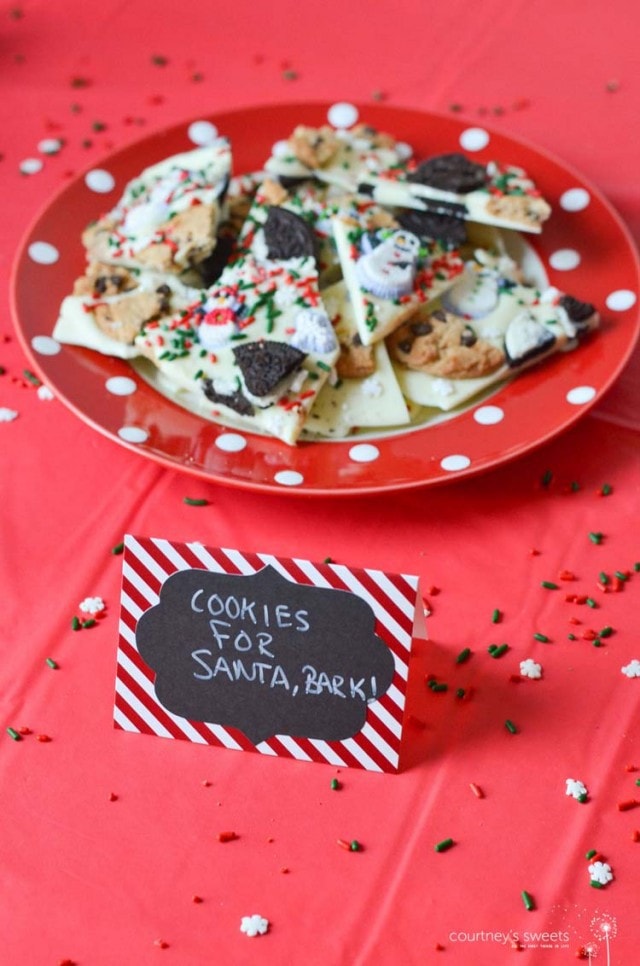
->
[79, 596, 105, 615]
[519, 658, 542, 679]
[0, 408, 19, 422]
[621, 659, 640, 678]
[589, 861, 613, 885]
[37, 385, 54, 401]
[240, 914, 269, 937]
[565, 778, 588, 800]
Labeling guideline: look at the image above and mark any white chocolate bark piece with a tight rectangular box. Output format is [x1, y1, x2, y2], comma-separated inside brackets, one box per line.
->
[304, 281, 410, 437]
[134, 255, 339, 445]
[357, 157, 551, 234]
[332, 217, 464, 346]
[53, 268, 203, 359]
[82, 142, 232, 274]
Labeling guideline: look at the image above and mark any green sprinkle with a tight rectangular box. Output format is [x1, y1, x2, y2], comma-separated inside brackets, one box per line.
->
[585, 849, 597, 859]
[568, 633, 576, 641]
[7, 727, 22, 741]
[599, 626, 613, 638]
[600, 483, 613, 495]
[349, 839, 362, 851]
[634, 562, 640, 572]
[455, 688, 466, 699]
[521, 890, 535, 911]
[46, 658, 58, 669]
[541, 581, 559, 590]
[431, 682, 448, 693]
[505, 719, 517, 734]
[111, 542, 125, 555]
[316, 361, 331, 372]
[578, 793, 588, 803]
[533, 633, 550, 643]
[614, 570, 628, 581]
[491, 608, 502, 624]
[71, 616, 81, 631]
[490, 644, 509, 658]
[570, 481, 581, 492]
[589, 532, 604, 544]
[82, 619, 96, 629]
[456, 647, 472, 664]
[23, 369, 42, 386]
[635, 779, 640, 787]
[540, 469, 553, 487]
[183, 497, 209, 506]
[590, 880, 604, 889]
[434, 838, 454, 852]
[330, 778, 341, 790]
[599, 571, 609, 584]
[593, 639, 602, 648]
[487, 644, 498, 654]
[193, 369, 204, 381]
[586, 597, 597, 608]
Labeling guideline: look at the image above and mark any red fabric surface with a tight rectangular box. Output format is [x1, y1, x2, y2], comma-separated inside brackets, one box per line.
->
[2, 1, 639, 963]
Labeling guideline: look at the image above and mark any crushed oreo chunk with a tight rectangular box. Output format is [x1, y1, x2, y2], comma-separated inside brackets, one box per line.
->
[408, 153, 487, 194]
[195, 235, 234, 287]
[559, 294, 596, 324]
[397, 207, 467, 249]
[202, 380, 254, 416]
[263, 207, 317, 261]
[505, 313, 556, 367]
[410, 319, 433, 336]
[233, 340, 306, 397]
[460, 324, 477, 347]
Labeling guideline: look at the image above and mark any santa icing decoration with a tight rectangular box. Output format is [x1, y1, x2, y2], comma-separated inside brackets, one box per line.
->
[355, 230, 421, 300]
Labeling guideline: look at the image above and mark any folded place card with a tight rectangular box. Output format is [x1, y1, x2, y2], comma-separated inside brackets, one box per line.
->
[114, 535, 425, 772]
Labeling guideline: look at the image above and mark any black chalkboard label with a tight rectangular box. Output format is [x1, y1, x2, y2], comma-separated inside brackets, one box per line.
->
[136, 565, 395, 745]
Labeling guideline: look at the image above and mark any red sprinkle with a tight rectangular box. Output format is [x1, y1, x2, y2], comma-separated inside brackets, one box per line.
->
[469, 783, 484, 799]
[582, 629, 597, 641]
[217, 831, 238, 842]
[632, 829, 640, 842]
[109, 792, 118, 802]
[192, 895, 203, 903]
[569, 617, 582, 625]
[625, 764, 638, 772]
[509, 674, 522, 683]
[36, 734, 51, 742]
[558, 570, 576, 581]
[18, 726, 32, 736]
[617, 799, 640, 812]
[153, 939, 169, 949]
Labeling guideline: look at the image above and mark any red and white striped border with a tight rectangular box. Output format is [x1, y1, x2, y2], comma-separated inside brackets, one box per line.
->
[114, 536, 423, 773]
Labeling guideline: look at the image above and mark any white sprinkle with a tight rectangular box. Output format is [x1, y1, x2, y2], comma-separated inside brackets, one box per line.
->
[118, 426, 148, 443]
[188, 120, 219, 146]
[274, 470, 304, 487]
[31, 334, 61, 355]
[473, 405, 504, 425]
[85, 169, 115, 193]
[395, 141, 413, 161]
[440, 454, 471, 472]
[459, 128, 490, 152]
[327, 102, 359, 129]
[37, 385, 54, 401]
[79, 596, 105, 615]
[348, 443, 379, 463]
[215, 433, 247, 453]
[566, 385, 596, 405]
[0, 408, 19, 422]
[38, 138, 63, 156]
[549, 248, 581, 271]
[28, 242, 59, 265]
[105, 376, 137, 396]
[240, 914, 269, 938]
[606, 289, 637, 312]
[559, 188, 590, 212]
[20, 158, 43, 175]
[565, 778, 587, 800]
[271, 139, 291, 159]
[621, 659, 640, 678]
[588, 861, 613, 885]
[520, 659, 542, 679]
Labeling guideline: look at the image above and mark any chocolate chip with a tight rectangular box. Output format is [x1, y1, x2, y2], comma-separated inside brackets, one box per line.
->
[263, 207, 317, 261]
[397, 339, 413, 354]
[408, 153, 487, 193]
[460, 325, 477, 347]
[202, 380, 254, 416]
[431, 310, 447, 322]
[559, 294, 596, 323]
[277, 175, 313, 190]
[410, 320, 433, 336]
[397, 207, 467, 249]
[155, 284, 171, 296]
[233, 340, 306, 397]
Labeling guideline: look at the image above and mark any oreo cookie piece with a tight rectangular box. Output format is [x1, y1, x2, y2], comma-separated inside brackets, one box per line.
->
[408, 153, 487, 194]
[504, 312, 556, 367]
[202, 379, 255, 416]
[559, 294, 596, 335]
[263, 206, 317, 261]
[195, 234, 234, 287]
[397, 207, 467, 249]
[233, 340, 306, 397]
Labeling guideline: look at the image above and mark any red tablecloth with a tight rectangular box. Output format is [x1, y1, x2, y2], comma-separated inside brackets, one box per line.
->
[2, 2, 639, 963]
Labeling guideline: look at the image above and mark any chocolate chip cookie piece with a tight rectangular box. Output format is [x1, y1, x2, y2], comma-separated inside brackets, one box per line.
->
[336, 334, 376, 379]
[263, 206, 317, 261]
[408, 153, 487, 194]
[388, 309, 504, 378]
[232, 340, 307, 397]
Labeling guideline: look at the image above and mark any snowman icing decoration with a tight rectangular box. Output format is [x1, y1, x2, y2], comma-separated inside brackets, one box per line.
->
[356, 230, 421, 299]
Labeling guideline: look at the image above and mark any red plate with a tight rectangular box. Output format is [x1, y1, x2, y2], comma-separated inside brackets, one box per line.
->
[10, 102, 640, 496]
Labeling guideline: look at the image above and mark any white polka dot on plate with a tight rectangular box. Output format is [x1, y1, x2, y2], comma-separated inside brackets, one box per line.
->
[31, 335, 61, 355]
[188, 120, 219, 145]
[105, 376, 137, 396]
[348, 443, 379, 463]
[606, 289, 636, 312]
[215, 432, 247, 453]
[459, 128, 489, 152]
[274, 470, 304, 487]
[566, 385, 596, 405]
[85, 169, 115, 193]
[440, 454, 471, 472]
[559, 187, 590, 212]
[28, 242, 59, 265]
[118, 426, 148, 443]
[473, 405, 504, 425]
[327, 102, 359, 129]
[20, 158, 43, 175]
[549, 249, 581, 271]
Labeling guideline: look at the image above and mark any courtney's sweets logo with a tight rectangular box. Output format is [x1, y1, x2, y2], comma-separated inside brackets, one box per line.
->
[448, 930, 570, 948]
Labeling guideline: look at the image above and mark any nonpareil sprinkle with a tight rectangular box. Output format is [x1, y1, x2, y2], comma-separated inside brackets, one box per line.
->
[541, 580, 559, 590]
[533, 633, 550, 643]
[505, 719, 518, 734]
[434, 838, 455, 852]
[491, 609, 502, 624]
[588, 532, 604, 545]
[456, 647, 472, 664]
[111, 541, 124, 555]
[6, 727, 21, 741]
[46, 658, 58, 669]
[330, 778, 341, 791]
[521, 890, 535, 911]
[183, 497, 209, 506]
